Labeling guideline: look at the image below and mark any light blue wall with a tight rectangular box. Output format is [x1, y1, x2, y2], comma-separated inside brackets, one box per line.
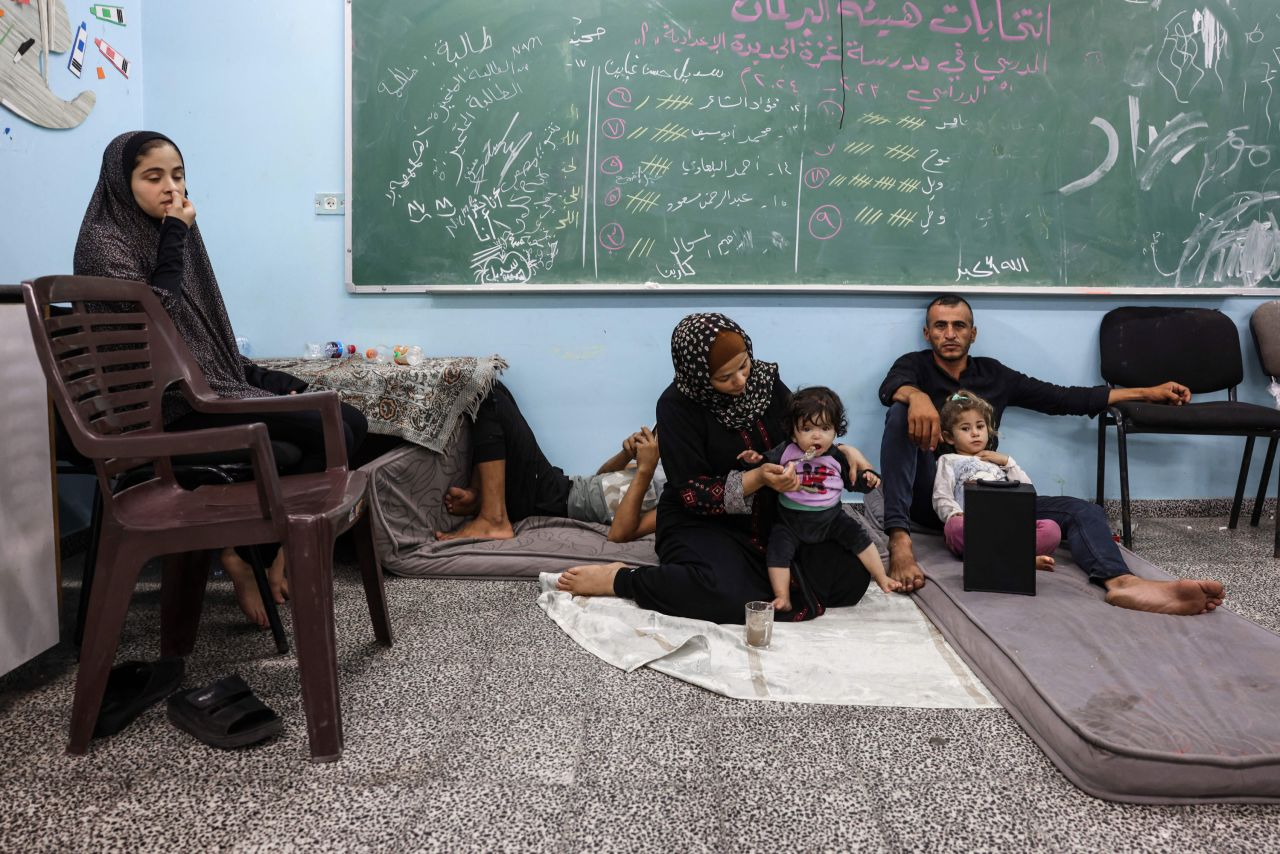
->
[7, 2, 1277, 502]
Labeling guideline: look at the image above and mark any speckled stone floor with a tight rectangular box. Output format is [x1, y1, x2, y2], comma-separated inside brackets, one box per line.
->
[2, 514, 1280, 853]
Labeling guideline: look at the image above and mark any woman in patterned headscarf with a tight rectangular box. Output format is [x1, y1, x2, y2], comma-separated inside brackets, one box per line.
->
[558, 313, 875, 623]
[74, 130, 368, 629]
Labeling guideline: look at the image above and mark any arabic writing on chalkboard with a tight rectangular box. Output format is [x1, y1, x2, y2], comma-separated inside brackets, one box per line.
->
[350, 0, 1280, 290]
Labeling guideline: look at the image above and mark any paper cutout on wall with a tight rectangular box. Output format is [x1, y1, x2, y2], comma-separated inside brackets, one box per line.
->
[94, 37, 127, 78]
[0, 0, 95, 129]
[88, 5, 124, 26]
[66, 20, 84, 77]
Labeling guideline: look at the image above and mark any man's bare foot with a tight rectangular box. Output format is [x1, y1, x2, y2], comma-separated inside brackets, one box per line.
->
[1035, 555, 1055, 571]
[443, 485, 480, 517]
[887, 530, 926, 593]
[556, 561, 626, 596]
[267, 550, 288, 604]
[219, 548, 268, 629]
[435, 516, 515, 542]
[1103, 574, 1225, 615]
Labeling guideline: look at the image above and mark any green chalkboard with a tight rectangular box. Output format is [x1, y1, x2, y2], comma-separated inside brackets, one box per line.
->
[347, 0, 1280, 291]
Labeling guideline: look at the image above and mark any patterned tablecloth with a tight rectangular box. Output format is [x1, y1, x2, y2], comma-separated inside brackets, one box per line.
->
[253, 355, 506, 452]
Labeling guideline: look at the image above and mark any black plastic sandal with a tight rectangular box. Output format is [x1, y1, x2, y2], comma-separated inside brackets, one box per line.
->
[166, 675, 282, 749]
[94, 657, 185, 738]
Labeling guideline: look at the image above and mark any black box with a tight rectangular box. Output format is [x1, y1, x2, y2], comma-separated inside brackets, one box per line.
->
[962, 481, 1037, 596]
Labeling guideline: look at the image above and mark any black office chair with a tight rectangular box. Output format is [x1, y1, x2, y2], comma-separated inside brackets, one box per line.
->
[1095, 306, 1280, 552]
[1247, 301, 1280, 556]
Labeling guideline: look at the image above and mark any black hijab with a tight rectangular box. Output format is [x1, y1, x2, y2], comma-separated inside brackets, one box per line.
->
[670, 313, 779, 430]
[74, 130, 270, 419]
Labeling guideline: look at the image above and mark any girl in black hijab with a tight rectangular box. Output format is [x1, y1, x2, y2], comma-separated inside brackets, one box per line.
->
[558, 313, 873, 623]
[75, 130, 368, 628]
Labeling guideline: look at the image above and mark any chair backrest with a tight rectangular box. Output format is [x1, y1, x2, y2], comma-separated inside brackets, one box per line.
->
[1250, 301, 1280, 378]
[22, 275, 210, 479]
[1099, 306, 1243, 393]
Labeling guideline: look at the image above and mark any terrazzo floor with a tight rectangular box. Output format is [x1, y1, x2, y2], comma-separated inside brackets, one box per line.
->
[2, 514, 1280, 853]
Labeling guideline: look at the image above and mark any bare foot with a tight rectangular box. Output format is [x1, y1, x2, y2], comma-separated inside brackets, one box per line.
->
[443, 485, 479, 517]
[556, 562, 626, 596]
[435, 516, 515, 542]
[267, 550, 288, 604]
[887, 530, 926, 593]
[1103, 574, 1225, 615]
[219, 548, 268, 629]
[1035, 555, 1056, 571]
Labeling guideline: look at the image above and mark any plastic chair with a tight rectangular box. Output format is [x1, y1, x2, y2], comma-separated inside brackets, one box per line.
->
[1095, 306, 1280, 551]
[23, 275, 393, 761]
[55, 412, 300, 655]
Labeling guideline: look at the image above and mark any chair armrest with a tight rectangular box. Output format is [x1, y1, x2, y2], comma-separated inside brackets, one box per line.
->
[103, 424, 287, 524]
[185, 389, 349, 470]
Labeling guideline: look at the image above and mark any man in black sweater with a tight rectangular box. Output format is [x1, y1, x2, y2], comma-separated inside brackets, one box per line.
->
[878, 294, 1225, 615]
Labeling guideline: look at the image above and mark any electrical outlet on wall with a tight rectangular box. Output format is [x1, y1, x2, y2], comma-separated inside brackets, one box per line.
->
[314, 193, 345, 215]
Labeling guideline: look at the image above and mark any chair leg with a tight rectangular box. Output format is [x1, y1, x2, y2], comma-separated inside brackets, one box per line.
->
[1253, 436, 1278, 528]
[287, 520, 343, 762]
[1116, 424, 1133, 549]
[247, 547, 290, 655]
[160, 551, 209, 658]
[73, 484, 105, 653]
[67, 526, 147, 755]
[1095, 415, 1107, 506]
[1229, 436, 1256, 530]
[352, 508, 393, 646]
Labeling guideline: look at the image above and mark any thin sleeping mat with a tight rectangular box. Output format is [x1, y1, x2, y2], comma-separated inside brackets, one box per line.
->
[911, 533, 1280, 804]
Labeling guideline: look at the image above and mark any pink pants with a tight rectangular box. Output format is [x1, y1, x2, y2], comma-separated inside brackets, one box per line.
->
[943, 515, 1062, 558]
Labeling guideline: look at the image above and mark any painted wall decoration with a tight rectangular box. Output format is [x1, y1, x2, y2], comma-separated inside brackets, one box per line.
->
[0, 0, 95, 129]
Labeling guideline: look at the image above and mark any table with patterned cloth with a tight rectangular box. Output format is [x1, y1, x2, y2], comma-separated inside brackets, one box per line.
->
[252, 355, 506, 452]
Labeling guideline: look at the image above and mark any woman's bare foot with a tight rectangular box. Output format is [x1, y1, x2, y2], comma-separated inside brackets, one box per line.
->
[1103, 574, 1225, 615]
[435, 516, 515, 542]
[1035, 555, 1055, 571]
[443, 485, 480, 517]
[556, 561, 626, 596]
[267, 550, 288, 604]
[888, 530, 926, 592]
[219, 547, 268, 629]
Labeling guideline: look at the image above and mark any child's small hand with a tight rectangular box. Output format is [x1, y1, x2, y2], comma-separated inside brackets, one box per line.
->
[771, 594, 791, 612]
[876, 574, 904, 594]
[855, 467, 881, 491]
[977, 450, 1009, 466]
[737, 449, 763, 465]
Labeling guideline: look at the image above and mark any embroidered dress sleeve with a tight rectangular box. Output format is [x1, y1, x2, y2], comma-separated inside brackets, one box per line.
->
[657, 389, 742, 516]
[932, 456, 964, 522]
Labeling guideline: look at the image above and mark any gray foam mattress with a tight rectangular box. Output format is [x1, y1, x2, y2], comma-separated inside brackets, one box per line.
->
[911, 533, 1280, 804]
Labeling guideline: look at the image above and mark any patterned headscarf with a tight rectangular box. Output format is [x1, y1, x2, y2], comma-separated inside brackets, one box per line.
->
[74, 130, 270, 421]
[670, 312, 779, 429]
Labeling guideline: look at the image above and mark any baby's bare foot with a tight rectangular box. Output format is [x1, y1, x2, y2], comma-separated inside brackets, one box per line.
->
[1035, 555, 1055, 571]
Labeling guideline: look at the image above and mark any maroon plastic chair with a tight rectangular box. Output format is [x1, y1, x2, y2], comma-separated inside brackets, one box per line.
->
[23, 275, 393, 762]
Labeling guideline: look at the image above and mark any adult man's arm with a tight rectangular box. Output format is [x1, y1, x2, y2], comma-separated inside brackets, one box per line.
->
[879, 352, 941, 450]
[1107, 382, 1192, 405]
[1006, 369, 1189, 416]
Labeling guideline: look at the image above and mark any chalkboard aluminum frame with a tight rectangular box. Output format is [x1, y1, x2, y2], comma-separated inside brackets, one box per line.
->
[342, 1, 1271, 296]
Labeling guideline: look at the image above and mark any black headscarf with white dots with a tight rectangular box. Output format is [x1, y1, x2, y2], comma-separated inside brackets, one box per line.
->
[670, 312, 779, 429]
